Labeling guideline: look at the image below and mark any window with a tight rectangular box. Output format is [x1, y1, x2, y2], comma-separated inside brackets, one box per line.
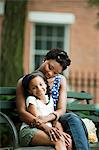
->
[34, 23, 66, 70]
[28, 12, 75, 72]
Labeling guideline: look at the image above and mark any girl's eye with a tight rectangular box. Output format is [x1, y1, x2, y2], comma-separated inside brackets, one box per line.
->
[40, 83, 42, 86]
[32, 87, 35, 90]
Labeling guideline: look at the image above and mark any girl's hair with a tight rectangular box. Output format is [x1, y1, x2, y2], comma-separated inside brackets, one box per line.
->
[22, 71, 50, 100]
[44, 48, 71, 71]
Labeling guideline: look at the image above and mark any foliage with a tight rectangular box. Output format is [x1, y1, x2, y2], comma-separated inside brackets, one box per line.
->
[88, 0, 99, 29]
[0, 0, 27, 86]
[88, 0, 99, 6]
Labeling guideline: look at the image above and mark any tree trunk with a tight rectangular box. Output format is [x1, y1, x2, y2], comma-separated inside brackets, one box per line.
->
[0, 0, 27, 86]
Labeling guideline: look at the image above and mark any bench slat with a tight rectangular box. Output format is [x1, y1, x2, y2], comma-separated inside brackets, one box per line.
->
[67, 91, 93, 100]
[0, 87, 93, 100]
[67, 103, 96, 111]
[0, 87, 16, 95]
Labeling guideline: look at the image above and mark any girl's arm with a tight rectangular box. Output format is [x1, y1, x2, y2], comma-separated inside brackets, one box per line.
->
[27, 100, 40, 117]
[16, 78, 56, 124]
[40, 75, 67, 123]
[38, 75, 67, 124]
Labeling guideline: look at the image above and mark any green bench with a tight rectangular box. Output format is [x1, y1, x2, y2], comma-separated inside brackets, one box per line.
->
[0, 87, 99, 150]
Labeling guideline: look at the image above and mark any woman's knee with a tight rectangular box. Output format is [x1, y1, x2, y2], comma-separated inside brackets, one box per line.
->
[59, 112, 81, 123]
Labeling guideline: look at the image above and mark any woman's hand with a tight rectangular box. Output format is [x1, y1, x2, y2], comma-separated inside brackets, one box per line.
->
[41, 123, 62, 141]
[62, 132, 72, 147]
[38, 116, 48, 123]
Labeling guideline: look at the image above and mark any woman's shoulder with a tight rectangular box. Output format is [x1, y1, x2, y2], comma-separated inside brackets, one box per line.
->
[53, 74, 66, 85]
[57, 74, 66, 80]
[58, 74, 67, 84]
[17, 76, 25, 87]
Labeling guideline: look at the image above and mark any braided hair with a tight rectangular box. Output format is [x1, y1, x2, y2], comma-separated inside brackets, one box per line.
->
[44, 48, 71, 71]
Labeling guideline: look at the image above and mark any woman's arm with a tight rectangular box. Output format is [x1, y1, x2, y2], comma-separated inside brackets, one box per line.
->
[53, 121, 63, 132]
[16, 78, 38, 125]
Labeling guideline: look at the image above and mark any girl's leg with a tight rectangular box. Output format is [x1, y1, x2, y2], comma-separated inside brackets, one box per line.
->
[31, 130, 67, 150]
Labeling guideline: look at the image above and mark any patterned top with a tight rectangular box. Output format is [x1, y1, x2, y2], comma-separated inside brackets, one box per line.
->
[51, 75, 61, 110]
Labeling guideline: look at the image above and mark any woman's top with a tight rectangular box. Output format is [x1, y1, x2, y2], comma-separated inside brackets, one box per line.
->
[51, 75, 61, 110]
[20, 95, 54, 130]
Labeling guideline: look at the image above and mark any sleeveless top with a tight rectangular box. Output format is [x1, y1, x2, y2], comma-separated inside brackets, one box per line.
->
[51, 75, 61, 110]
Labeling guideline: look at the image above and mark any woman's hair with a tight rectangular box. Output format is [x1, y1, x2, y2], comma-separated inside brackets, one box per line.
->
[22, 71, 50, 100]
[44, 48, 71, 71]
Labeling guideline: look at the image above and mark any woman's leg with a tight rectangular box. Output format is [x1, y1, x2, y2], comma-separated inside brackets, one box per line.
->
[31, 130, 67, 150]
[59, 112, 90, 150]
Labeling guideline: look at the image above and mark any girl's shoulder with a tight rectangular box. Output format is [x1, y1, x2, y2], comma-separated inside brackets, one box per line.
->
[26, 96, 37, 107]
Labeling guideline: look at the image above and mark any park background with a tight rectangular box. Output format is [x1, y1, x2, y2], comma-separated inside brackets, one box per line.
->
[0, 0, 99, 104]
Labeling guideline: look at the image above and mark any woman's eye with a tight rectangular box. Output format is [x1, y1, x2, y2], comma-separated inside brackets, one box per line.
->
[54, 72, 57, 75]
[49, 65, 51, 70]
[49, 65, 53, 70]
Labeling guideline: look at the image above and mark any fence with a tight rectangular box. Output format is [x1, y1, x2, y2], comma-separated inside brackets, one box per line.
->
[68, 71, 99, 104]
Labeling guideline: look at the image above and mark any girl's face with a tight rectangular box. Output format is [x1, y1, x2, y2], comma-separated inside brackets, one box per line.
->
[28, 76, 47, 99]
[40, 59, 63, 79]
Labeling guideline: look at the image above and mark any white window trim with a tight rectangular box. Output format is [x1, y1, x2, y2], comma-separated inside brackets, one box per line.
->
[28, 11, 75, 24]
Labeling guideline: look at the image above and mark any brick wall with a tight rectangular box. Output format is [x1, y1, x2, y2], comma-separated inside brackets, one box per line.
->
[25, 0, 99, 103]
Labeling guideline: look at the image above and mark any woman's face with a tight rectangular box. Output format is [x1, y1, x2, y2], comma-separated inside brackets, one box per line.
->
[40, 59, 63, 79]
[28, 76, 47, 99]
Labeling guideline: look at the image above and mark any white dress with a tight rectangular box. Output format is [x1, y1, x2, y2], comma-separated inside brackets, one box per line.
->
[20, 95, 54, 130]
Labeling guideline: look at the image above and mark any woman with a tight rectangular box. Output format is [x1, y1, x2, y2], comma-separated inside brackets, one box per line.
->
[20, 70, 72, 150]
[16, 48, 90, 150]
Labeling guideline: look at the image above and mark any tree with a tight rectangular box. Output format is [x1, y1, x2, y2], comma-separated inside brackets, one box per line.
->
[88, 0, 99, 5]
[0, 0, 27, 86]
[88, 0, 99, 28]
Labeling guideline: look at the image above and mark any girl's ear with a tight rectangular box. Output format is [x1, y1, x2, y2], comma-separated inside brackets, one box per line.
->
[28, 89, 32, 94]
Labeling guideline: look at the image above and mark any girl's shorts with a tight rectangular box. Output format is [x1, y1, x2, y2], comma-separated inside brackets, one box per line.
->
[19, 126, 39, 146]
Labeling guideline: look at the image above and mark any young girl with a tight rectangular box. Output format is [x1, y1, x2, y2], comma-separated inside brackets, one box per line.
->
[20, 71, 72, 150]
